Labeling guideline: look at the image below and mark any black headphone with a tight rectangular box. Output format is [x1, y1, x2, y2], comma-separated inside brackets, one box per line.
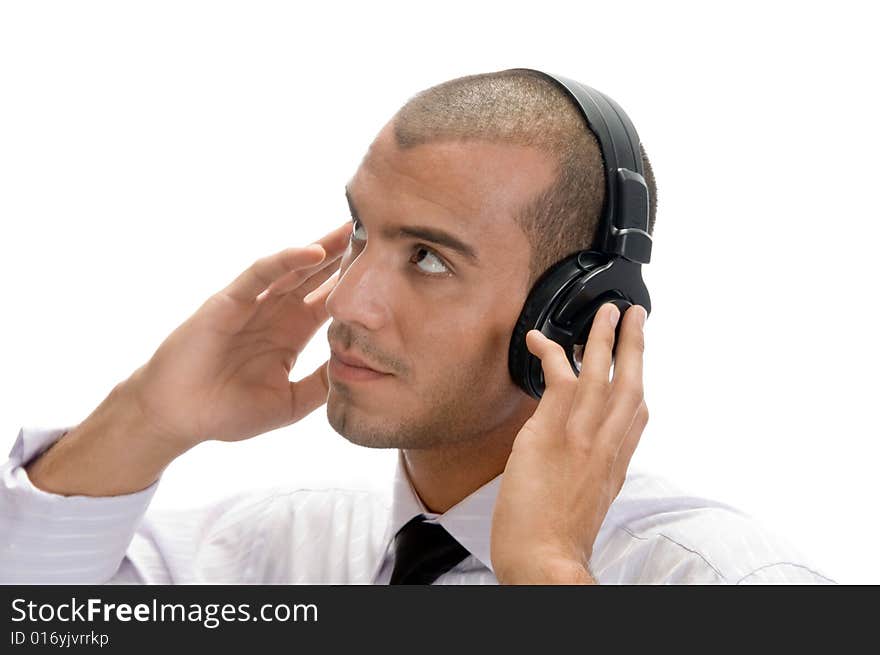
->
[508, 70, 653, 399]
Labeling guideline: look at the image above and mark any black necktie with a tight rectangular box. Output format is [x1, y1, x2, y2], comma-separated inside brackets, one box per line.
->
[389, 514, 470, 585]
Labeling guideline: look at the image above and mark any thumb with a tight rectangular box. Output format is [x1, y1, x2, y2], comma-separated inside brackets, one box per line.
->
[286, 359, 330, 426]
[526, 330, 577, 390]
[524, 329, 577, 418]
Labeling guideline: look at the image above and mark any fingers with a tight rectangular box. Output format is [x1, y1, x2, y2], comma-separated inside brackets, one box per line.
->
[568, 303, 620, 430]
[526, 330, 577, 419]
[583, 303, 621, 385]
[567, 303, 644, 461]
[285, 359, 330, 426]
[221, 222, 353, 303]
[313, 220, 355, 254]
[611, 305, 646, 388]
[262, 221, 352, 299]
[303, 268, 340, 310]
[224, 245, 326, 303]
[601, 305, 646, 445]
[598, 306, 647, 462]
[611, 399, 648, 492]
[260, 249, 342, 299]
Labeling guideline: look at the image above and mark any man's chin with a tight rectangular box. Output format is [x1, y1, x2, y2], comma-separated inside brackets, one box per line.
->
[325, 396, 397, 449]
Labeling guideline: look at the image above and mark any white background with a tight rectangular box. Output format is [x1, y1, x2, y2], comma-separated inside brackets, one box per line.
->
[1, 1, 877, 584]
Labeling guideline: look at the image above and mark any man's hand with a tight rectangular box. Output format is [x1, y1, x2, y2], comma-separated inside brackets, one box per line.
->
[125, 221, 353, 451]
[26, 222, 351, 496]
[490, 302, 649, 584]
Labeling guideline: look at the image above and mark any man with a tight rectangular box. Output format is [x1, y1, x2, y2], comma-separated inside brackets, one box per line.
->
[0, 69, 833, 584]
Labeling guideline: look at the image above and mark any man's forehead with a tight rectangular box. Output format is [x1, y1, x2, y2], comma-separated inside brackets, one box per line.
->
[361, 126, 556, 213]
[347, 126, 555, 259]
[355, 132, 485, 218]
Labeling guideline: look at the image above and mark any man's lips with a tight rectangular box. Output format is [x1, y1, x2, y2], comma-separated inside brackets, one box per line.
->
[329, 347, 390, 375]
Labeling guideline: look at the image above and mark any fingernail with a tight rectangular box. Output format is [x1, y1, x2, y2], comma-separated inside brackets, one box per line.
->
[608, 304, 620, 328]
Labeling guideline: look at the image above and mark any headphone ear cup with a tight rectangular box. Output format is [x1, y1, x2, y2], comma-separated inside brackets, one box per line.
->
[510, 250, 642, 399]
[508, 289, 546, 394]
[509, 252, 608, 398]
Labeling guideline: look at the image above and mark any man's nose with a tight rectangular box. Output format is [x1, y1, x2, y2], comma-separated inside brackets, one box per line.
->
[325, 249, 392, 332]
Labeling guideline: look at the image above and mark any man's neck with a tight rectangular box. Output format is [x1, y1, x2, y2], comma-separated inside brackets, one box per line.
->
[400, 401, 536, 514]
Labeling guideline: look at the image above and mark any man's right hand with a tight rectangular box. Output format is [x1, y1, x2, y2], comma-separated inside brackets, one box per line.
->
[24, 221, 352, 496]
[126, 221, 352, 451]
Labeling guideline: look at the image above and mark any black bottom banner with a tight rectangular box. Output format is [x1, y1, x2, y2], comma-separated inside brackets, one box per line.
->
[0, 585, 872, 651]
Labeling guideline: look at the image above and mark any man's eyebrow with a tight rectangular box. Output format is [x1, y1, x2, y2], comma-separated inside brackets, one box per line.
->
[345, 186, 479, 264]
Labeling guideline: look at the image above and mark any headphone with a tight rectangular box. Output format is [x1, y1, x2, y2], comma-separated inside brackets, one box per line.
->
[508, 69, 653, 399]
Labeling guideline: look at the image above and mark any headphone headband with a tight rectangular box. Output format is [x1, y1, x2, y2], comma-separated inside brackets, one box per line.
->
[507, 69, 654, 399]
[515, 69, 653, 264]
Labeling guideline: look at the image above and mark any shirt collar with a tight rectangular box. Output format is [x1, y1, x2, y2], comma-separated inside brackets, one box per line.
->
[372, 450, 502, 579]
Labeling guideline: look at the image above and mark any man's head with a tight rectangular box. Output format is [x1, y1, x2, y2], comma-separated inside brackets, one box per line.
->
[324, 68, 657, 450]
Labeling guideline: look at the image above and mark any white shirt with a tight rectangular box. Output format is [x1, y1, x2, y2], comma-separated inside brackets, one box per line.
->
[0, 425, 835, 584]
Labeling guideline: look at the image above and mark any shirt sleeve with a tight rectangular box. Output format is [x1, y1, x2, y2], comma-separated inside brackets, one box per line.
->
[0, 426, 275, 585]
[735, 562, 837, 584]
[0, 425, 162, 584]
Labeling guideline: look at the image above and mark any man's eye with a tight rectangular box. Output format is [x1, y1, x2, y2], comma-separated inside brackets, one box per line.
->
[350, 218, 449, 277]
[411, 247, 449, 275]
[351, 218, 367, 242]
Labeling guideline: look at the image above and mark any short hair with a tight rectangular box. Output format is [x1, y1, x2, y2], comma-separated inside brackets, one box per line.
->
[393, 68, 657, 287]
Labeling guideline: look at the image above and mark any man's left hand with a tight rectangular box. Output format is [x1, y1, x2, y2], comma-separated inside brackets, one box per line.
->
[491, 302, 649, 584]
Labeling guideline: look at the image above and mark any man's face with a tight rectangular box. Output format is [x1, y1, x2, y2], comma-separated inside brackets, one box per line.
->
[324, 121, 555, 449]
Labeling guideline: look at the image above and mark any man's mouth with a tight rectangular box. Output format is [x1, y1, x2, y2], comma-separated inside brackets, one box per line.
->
[328, 347, 392, 383]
